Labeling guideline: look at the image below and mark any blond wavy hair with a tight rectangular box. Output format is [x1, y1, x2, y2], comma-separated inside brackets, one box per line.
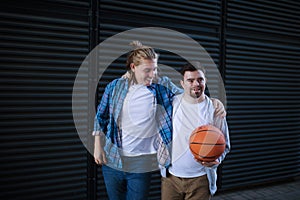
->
[126, 41, 159, 70]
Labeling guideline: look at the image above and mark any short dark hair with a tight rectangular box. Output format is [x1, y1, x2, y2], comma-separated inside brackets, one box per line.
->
[181, 61, 206, 76]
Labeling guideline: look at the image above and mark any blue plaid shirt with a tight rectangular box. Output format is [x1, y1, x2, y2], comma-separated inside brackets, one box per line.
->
[93, 77, 182, 169]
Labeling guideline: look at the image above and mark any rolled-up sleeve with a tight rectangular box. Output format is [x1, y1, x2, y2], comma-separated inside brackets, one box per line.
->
[92, 83, 111, 136]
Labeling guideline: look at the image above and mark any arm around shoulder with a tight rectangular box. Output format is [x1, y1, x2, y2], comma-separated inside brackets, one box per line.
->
[211, 98, 226, 118]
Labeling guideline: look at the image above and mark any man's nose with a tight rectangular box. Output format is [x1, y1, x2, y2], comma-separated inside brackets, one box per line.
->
[193, 80, 200, 86]
[149, 70, 154, 78]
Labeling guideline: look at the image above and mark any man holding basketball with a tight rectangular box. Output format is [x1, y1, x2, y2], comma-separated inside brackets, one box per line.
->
[160, 62, 230, 200]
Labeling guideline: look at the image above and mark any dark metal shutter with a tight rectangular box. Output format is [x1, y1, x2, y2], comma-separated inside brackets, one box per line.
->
[221, 0, 300, 189]
[97, 0, 222, 199]
[0, 0, 90, 199]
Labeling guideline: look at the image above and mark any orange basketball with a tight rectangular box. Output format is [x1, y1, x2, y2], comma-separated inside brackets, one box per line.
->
[189, 124, 225, 162]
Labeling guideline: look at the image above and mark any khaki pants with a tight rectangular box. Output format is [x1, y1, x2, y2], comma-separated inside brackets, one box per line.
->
[161, 173, 211, 200]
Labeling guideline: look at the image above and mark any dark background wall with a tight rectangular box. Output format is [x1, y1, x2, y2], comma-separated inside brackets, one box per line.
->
[1, 0, 299, 199]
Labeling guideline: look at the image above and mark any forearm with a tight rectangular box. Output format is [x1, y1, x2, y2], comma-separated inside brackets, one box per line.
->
[93, 132, 105, 150]
[93, 133, 107, 165]
[217, 118, 230, 163]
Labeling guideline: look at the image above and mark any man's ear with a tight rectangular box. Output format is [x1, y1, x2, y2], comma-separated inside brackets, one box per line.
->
[130, 63, 135, 72]
[180, 80, 184, 88]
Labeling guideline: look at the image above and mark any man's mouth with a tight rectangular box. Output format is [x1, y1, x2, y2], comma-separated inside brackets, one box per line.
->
[145, 79, 152, 85]
[193, 88, 201, 92]
[193, 88, 201, 98]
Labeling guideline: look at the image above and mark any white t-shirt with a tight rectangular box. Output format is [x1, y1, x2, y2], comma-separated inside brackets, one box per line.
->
[169, 94, 214, 178]
[120, 84, 158, 156]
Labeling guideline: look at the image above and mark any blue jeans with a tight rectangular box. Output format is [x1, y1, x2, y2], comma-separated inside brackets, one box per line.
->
[102, 165, 152, 200]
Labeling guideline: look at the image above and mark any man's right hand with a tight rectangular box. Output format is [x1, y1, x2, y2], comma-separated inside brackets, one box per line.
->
[94, 136, 107, 165]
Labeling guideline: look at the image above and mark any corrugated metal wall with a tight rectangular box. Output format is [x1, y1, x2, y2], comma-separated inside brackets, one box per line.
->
[0, 0, 90, 199]
[222, 0, 300, 189]
[1, 0, 299, 199]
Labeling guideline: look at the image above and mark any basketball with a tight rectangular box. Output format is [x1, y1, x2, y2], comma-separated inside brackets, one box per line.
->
[189, 124, 225, 162]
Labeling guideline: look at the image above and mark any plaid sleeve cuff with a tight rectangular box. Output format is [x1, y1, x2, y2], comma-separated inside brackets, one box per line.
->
[92, 131, 102, 136]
